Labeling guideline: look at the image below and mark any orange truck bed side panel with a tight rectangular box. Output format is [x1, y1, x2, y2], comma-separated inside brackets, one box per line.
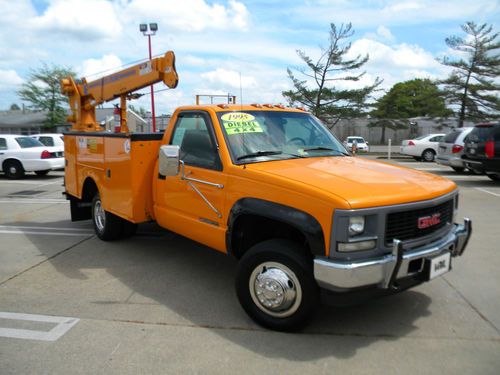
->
[65, 133, 161, 223]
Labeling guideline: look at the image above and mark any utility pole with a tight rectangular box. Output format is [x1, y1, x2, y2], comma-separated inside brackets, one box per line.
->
[140, 23, 158, 132]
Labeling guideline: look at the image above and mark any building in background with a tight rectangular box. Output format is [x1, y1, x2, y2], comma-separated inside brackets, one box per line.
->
[0, 107, 154, 134]
[96, 108, 148, 132]
[0, 109, 48, 134]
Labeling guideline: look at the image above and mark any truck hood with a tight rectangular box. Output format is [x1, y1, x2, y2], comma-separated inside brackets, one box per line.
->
[247, 156, 456, 209]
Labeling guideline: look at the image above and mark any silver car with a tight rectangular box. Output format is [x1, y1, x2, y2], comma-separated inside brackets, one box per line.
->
[436, 127, 473, 172]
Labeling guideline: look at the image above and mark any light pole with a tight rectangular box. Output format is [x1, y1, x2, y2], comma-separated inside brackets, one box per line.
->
[140, 23, 158, 132]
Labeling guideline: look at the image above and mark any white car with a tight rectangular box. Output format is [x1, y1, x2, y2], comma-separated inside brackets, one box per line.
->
[0, 134, 64, 179]
[400, 133, 445, 162]
[344, 136, 369, 152]
[31, 133, 64, 148]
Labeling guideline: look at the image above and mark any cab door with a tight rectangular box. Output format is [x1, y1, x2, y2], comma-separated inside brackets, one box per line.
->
[155, 111, 227, 252]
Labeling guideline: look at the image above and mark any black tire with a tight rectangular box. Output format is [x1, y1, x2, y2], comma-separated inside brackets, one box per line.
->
[235, 239, 319, 332]
[121, 220, 138, 238]
[91, 193, 123, 241]
[421, 149, 436, 162]
[487, 174, 500, 182]
[35, 170, 50, 176]
[451, 167, 465, 173]
[4, 160, 25, 179]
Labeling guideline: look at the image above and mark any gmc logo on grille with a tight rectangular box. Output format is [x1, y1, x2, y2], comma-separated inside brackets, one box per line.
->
[418, 213, 441, 229]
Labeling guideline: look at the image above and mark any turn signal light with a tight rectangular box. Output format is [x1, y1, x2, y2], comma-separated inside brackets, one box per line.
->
[408, 140, 415, 146]
[485, 140, 495, 158]
[452, 145, 464, 153]
[41, 150, 51, 159]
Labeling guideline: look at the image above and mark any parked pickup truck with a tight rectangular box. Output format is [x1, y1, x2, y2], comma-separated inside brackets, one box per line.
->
[64, 105, 471, 331]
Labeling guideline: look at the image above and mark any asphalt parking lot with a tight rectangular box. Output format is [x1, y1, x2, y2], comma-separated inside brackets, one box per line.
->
[1, 160, 499, 374]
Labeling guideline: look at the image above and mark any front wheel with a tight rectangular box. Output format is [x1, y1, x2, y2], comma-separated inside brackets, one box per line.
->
[92, 193, 123, 241]
[235, 239, 319, 331]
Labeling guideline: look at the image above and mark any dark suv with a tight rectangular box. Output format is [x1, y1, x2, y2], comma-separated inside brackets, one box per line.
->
[462, 122, 500, 181]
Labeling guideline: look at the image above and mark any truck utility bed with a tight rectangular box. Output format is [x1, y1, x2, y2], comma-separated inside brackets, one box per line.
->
[64, 132, 163, 223]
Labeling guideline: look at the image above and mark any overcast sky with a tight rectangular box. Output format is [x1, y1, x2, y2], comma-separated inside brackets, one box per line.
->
[0, 0, 498, 115]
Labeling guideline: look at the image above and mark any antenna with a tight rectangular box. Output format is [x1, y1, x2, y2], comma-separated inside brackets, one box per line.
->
[239, 72, 243, 109]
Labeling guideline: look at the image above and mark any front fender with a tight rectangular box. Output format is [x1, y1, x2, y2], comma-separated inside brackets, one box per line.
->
[227, 198, 326, 256]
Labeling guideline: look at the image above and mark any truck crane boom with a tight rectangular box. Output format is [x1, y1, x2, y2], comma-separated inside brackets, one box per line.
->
[61, 51, 178, 132]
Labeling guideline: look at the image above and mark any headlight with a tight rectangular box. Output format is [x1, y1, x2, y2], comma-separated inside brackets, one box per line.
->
[348, 216, 365, 236]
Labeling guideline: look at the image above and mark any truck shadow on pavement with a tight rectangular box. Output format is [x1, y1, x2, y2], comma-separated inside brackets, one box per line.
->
[11, 220, 432, 361]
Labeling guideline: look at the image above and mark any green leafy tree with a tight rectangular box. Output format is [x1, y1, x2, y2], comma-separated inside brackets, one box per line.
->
[369, 79, 452, 143]
[9, 103, 20, 111]
[129, 104, 149, 119]
[283, 23, 381, 128]
[438, 22, 500, 127]
[18, 63, 75, 128]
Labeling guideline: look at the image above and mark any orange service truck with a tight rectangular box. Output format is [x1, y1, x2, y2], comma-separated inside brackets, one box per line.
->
[61, 51, 471, 331]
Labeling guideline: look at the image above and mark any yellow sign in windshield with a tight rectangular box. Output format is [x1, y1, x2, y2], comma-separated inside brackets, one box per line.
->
[221, 112, 263, 135]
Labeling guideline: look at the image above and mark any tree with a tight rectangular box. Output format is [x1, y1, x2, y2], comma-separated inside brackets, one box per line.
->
[9, 103, 20, 111]
[283, 23, 381, 128]
[369, 79, 452, 144]
[128, 104, 148, 119]
[18, 63, 75, 128]
[438, 22, 500, 127]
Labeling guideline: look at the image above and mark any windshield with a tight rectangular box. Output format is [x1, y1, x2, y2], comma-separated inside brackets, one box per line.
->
[16, 137, 43, 148]
[347, 137, 365, 143]
[217, 110, 348, 163]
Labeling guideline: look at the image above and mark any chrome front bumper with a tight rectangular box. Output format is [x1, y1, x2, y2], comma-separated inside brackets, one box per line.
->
[314, 218, 471, 291]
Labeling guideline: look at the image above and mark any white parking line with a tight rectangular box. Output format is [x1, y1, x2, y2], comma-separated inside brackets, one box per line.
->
[397, 162, 428, 165]
[0, 179, 62, 186]
[0, 229, 92, 236]
[438, 175, 487, 180]
[0, 312, 79, 341]
[0, 225, 92, 232]
[0, 198, 67, 204]
[475, 187, 500, 197]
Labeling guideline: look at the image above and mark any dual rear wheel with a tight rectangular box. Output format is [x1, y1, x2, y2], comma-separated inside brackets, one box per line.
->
[92, 193, 138, 240]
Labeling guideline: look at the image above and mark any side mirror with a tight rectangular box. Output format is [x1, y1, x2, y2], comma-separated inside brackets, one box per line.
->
[159, 145, 180, 177]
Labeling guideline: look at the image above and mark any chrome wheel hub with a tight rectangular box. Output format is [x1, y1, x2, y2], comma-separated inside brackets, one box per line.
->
[94, 199, 106, 232]
[9, 166, 17, 174]
[249, 261, 302, 318]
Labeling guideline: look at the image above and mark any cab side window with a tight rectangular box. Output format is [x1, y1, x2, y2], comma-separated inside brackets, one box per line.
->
[0, 138, 7, 150]
[170, 113, 222, 170]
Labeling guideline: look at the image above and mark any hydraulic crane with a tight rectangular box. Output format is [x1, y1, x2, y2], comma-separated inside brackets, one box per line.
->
[61, 51, 178, 132]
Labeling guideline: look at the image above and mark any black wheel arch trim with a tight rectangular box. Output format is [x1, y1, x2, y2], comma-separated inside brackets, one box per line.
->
[226, 198, 326, 257]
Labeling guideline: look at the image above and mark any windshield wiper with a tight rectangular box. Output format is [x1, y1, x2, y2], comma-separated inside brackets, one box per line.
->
[303, 147, 349, 156]
[237, 150, 283, 161]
